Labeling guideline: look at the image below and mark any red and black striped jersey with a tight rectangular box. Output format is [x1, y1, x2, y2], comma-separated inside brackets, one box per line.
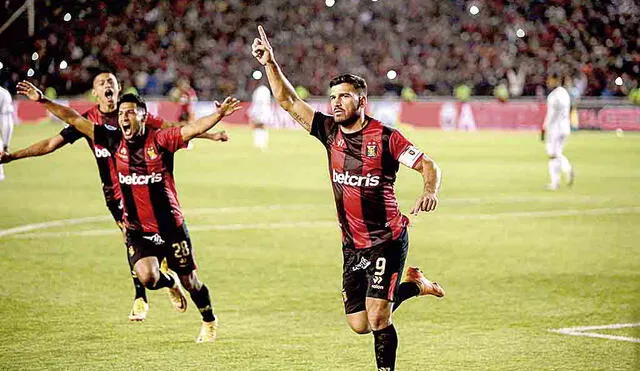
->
[94, 125, 187, 233]
[311, 112, 424, 249]
[58, 106, 165, 204]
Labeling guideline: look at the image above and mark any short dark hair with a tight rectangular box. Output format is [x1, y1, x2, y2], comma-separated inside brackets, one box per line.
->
[89, 67, 116, 83]
[329, 74, 367, 96]
[118, 93, 147, 112]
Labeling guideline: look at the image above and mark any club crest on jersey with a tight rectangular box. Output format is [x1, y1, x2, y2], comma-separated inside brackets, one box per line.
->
[146, 146, 158, 160]
[117, 146, 128, 160]
[366, 141, 379, 158]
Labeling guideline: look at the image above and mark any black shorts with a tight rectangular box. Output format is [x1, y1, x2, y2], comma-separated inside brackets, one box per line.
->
[125, 224, 197, 275]
[106, 199, 124, 224]
[341, 228, 409, 314]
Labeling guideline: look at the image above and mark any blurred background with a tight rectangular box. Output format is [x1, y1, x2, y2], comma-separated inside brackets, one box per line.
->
[1, 0, 638, 101]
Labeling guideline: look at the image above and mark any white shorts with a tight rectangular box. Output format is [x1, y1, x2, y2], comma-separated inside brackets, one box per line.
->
[545, 133, 567, 157]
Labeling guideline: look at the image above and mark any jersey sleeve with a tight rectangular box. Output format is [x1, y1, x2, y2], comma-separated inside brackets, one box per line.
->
[59, 124, 85, 144]
[310, 111, 334, 145]
[389, 129, 424, 168]
[146, 113, 165, 129]
[93, 124, 120, 152]
[155, 126, 186, 153]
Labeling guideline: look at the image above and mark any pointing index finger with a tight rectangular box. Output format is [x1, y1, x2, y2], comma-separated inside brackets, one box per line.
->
[258, 25, 271, 48]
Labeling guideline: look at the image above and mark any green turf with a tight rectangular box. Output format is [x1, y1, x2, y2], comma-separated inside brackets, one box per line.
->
[1, 122, 638, 370]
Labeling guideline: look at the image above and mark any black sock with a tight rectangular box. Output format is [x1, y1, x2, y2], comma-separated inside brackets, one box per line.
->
[392, 282, 420, 312]
[189, 284, 216, 322]
[373, 324, 398, 371]
[152, 272, 175, 290]
[132, 274, 147, 301]
[125, 244, 147, 301]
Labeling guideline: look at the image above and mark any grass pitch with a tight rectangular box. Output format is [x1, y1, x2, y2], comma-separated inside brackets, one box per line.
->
[0, 122, 638, 370]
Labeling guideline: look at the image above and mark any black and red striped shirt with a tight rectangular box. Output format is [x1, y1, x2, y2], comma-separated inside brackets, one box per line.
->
[59, 106, 165, 205]
[93, 126, 187, 233]
[311, 112, 424, 249]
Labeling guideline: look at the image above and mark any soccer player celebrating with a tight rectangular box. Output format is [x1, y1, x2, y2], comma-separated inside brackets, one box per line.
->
[541, 74, 574, 190]
[17, 80, 240, 342]
[252, 26, 444, 370]
[1, 71, 227, 322]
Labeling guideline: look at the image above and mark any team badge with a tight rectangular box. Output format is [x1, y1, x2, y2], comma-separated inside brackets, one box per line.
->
[366, 141, 379, 158]
[118, 146, 128, 160]
[146, 147, 158, 160]
[128, 246, 135, 257]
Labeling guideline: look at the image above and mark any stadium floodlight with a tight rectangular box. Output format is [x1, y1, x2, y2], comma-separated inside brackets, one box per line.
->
[252, 70, 263, 80]
[387, 70, 397, 80]
[31, 52, 38, 61]
[615, 77, 623, 86]
[0, 61, 3, 70]
[60, 60, 68, 70]
[27, 68, 34, 77]
[325, 0, 335, 7]
[469, 5, 479, 15]
[516, 28, 526, 38]
[63, 13, 71, 22]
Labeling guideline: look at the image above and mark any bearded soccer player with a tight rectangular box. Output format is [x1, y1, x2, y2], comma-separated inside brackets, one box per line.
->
[2, 72, 227, 322]
[18, 80, 240, 342]
[252, 26, 444, 370]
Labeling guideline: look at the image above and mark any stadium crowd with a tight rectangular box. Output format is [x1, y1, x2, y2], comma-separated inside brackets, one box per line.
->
[1, 0, 638, 99]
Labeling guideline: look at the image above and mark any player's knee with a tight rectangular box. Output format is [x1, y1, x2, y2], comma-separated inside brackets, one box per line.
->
[368, 314, 392, 331]
[138, 271, 160, 289]
[348, 321, 371, 334]
[179, 273, 201, 292]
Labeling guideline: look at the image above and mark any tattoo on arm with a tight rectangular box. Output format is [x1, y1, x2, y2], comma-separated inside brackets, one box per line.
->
[290, 111, 310, 131]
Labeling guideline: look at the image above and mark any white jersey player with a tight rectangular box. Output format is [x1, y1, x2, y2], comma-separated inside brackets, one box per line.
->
[0, 86, 15, 181]
[248, 84, 272, 150]
[542, 78, 574, 190]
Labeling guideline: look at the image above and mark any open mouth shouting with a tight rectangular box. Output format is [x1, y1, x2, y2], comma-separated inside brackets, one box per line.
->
[105, 89, 114, 102]
[122, 121, 132, 137]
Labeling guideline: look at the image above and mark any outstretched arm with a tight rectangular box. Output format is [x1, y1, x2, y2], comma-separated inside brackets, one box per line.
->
[180, 97, 240, 142]
[17, 81, 94, 140]
[0, 134, 67, 164]
[160, 121, 229, 142]
[410, 155, 442, 215]
[252, 25, 315, 132]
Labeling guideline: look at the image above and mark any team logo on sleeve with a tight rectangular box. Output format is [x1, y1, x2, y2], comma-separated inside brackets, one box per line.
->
[366, 140, 379, 158]
[146, 147, 158, 160]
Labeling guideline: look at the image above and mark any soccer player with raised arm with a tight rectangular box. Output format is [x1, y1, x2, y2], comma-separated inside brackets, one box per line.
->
[252, 26, 444, 371]
[17, 80, 240, 342]
[1, 71, 227, 322]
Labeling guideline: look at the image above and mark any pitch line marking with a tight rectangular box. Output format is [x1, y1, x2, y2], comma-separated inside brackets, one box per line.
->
[549, 323, 640, 343]
[0, 195, 626, 238]
[3, 206, 639, 239]
[0, 204, 315, 238]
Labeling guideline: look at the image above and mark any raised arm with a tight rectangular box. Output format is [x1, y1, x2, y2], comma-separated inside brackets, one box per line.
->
[409, 155, 442, 215]
[0, 134, 67, 164]
[179, 97, 240, 142]
[160, 120, 229, 142]
[17, 81, 94, 140]
[252, 25, 315, 132]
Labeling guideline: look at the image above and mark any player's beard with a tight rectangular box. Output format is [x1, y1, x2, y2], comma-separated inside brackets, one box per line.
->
[336, 112, 360, 127]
